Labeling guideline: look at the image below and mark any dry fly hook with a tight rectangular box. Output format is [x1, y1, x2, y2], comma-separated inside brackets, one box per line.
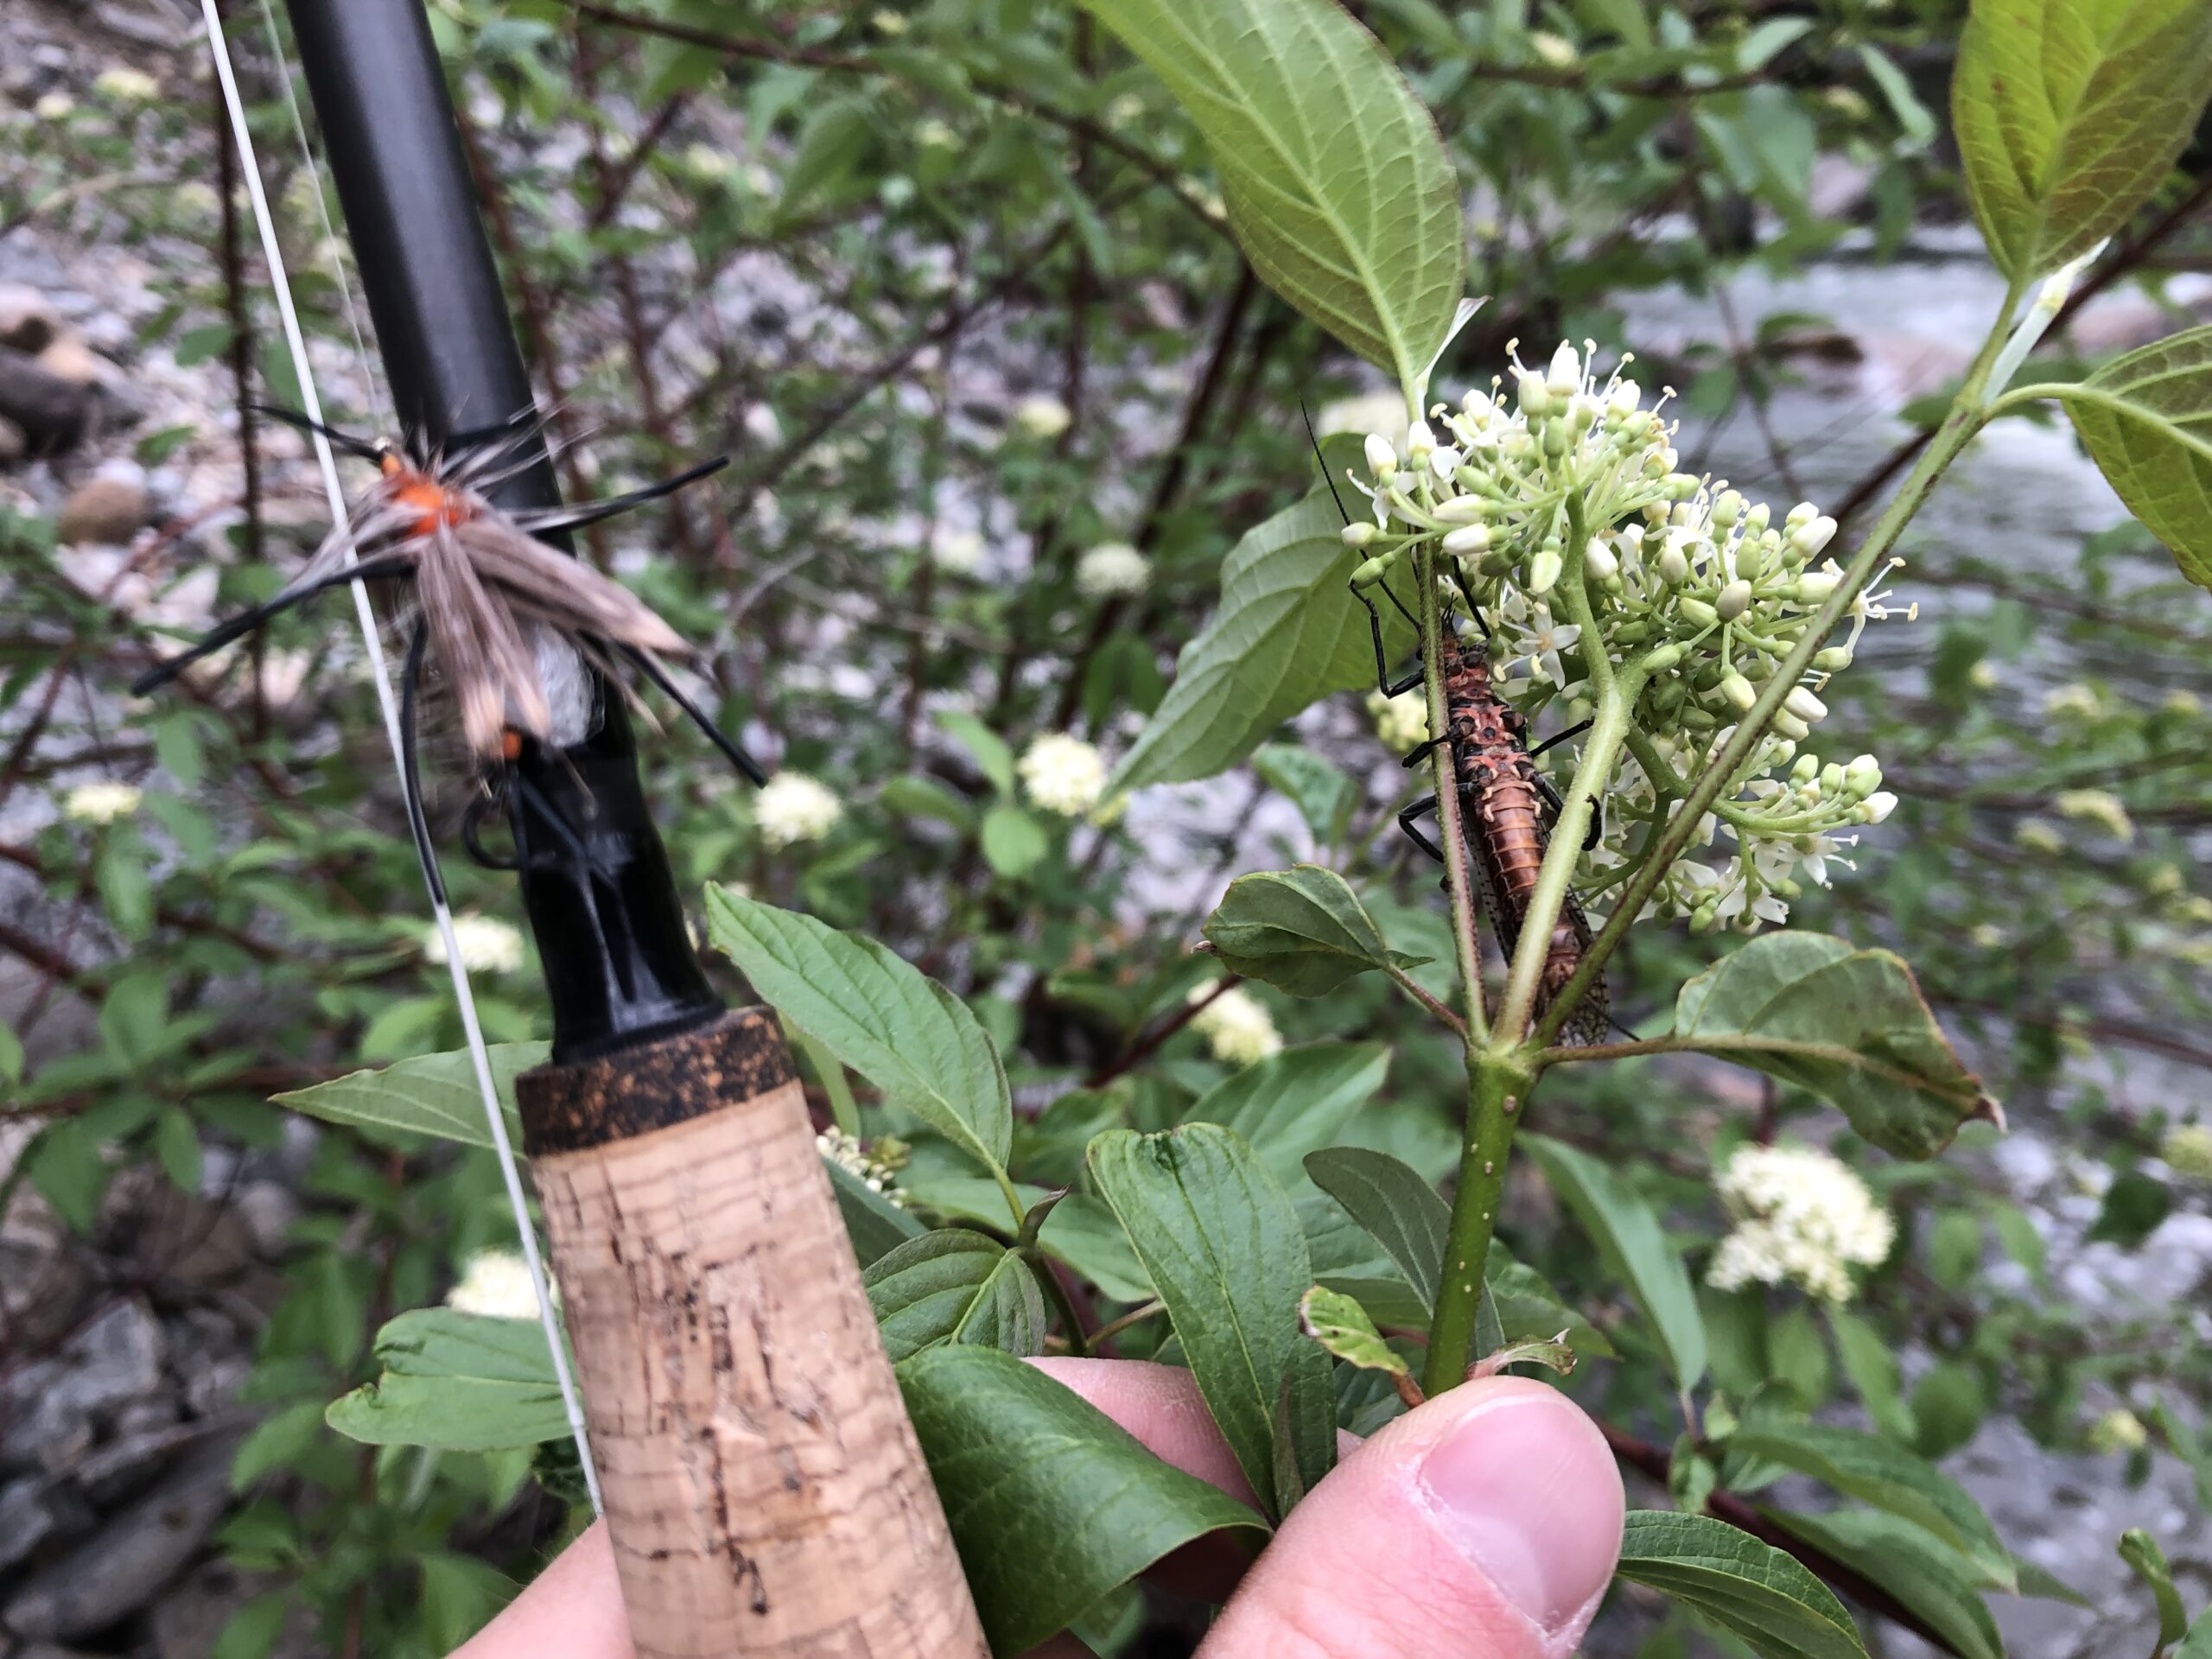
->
[132, 406, 769, 893]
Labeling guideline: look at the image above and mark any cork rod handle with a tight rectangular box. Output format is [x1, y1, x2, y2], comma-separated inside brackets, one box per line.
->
[517, 1008, 988, 1659]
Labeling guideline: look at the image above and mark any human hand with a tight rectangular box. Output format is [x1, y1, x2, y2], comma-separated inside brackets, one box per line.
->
[454, 1358, 1624, 1659]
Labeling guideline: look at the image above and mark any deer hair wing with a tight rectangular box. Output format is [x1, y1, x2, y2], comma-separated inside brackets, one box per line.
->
[453, 511, 689, 657]
[416, 518, 550, 757]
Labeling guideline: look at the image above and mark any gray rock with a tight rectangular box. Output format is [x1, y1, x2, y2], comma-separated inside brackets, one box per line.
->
[0, 1478, 56, 1572]
[150, 1560, 307, 1659]
[0, 414, 24, 464]
[0, 1299, 168, 1471]
[72, 1414, 219, 1510]
[0, 1434, 240, 1641]
[54, 474, 149, 546]
[0, 349, 94, 458]
[0, 287, 61, 355]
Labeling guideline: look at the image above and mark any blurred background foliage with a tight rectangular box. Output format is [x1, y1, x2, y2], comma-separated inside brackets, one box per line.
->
[2, 0, 2210, 1654]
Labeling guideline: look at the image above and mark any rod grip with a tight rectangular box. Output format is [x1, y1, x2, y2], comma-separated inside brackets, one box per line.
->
[517, 1007, 988, 1659]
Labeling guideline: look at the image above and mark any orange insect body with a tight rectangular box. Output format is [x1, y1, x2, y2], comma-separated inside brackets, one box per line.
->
[379, 452, 474, 540]
[1439, 632, 1608, 1044]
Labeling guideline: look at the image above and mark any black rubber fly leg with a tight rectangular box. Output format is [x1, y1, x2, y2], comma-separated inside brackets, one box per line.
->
[1525, 718, 1605, 851]
[1398, 794, 1446, 863]
[397, 622, 448, 908]
[615, 643, 769, 786]
[1357, 579, 1428, 697]
[129, 554, 415, 696]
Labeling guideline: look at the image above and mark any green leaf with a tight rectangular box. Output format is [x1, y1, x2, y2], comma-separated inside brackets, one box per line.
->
[2183, 1609, 2212, 1659]
[899, 1345, 1268, 1655]
[1669, 933, 1999, 1159]
[1077, 0, 1462, 385]
[1826, 1306, 1916, 1443]
[1726, 1421, 2013, 1591]
[824, 1155, 927, 1266]
[863, 1230, 1048, 1362]
[1185, 1041, 1389, 1189]
[1952, 0, 2212, 282]
[1616, 1510, 1869, 1659]
[1768, 1510, 2005, 1659]
[419, 1551, 517, 1652]
[0, 1020, 21, 1087]
[230, 1400, 327, 1491]
[274, 1044, 546, 1148]
[325, 1309, 569, 1451]
[1109, 477, 1414, 793]
[1088, 1124, 1335, 1517]
[938, 709, 1016, 797]
[981, 804, 1049, 878]
[1203, 866, 1430, 996]
[1523, 1134, 1707, 1389]
[1303, 1146, 1449, 1314]
[2062, 325, 2212, 589]
[1298, 1284, 1413, 1389]
[705, 887, 1014, 1198]
[1252, 745, 1357, 844]
[96, 842, 151, 939]
[1037, 1193, 1155, 1303]
[2089, 1167, 2171, 1247]
[2119, 1528, 2188, 1649]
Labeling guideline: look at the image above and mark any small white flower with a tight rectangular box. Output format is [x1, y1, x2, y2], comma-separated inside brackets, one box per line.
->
[34, 93, 74, 121]
[425, 914, 527, 976]
[1368, 688, 1428, 752]
[2053, 788, 2134, 843]
[2162, 1124, 2212, 1183]
[817, 1127, 906, 1204]
[1020, 734, 1108, 817]
[755, 772, 843, 849]
[1522, 611, 1580, 689]
[94, 67, 159, 102]
[1188, 983, 1281, 1067]
[2089, 1408, 2148, 1455]
[1075, 542, 1149, 600]
[1706, 1144, 1894, 1304]
[915, 118, 956, 149]
[931, 526, 985, 575]
[1363, 433, 1398, 479]
[870, 8, 909, 32]
[1528, 30, 1578, 67]
[63, 782, 141, 825]
[1314, 391, 1408, 440]
[2042, 683, 2101, 721]
[1011, 396, 1071, 440]
[447, 1249, 544, 1319]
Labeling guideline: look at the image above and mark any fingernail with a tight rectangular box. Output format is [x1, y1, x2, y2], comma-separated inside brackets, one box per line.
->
[1418, 1389, 1624, 1639]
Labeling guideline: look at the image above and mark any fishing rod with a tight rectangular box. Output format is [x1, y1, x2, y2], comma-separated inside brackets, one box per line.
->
[200, 3, 988, 1652]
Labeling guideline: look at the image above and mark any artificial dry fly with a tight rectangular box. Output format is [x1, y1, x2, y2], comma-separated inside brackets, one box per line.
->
[132, 407, 767, 889]
[1305, 407, 1612, 1046]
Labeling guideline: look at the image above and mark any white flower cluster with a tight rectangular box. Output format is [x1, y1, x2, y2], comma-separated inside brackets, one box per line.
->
[1187, 983, 1281, 1067]
[425, 914, 526, 976]
[755, 772, 842, 849]
[63, 781, 141, 825]
[1075, 542, 1150, 601]
[446, 1249, 545, 1319]
[931, 526, 986, 576]
[1706, 1143, 1896, 1304]
[1011, 396, 1071, 441]
[2088, 1407, 2148, 1455]
[1020, 734, 1108, 817]
[1339, 340, 1910, 931]
[1368, 687, 1428, 751]
[2163, 1124, 2212, 1183]
[817, 1127, 906, 1204]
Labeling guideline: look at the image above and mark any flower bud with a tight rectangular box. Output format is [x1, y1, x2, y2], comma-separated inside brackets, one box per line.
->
[1774, 711, 1810, 741]
[1479, 546, 1517, 578]
[1657, 543, 1691, 586]
[1433, 495, 1486, 524]
[1547, 340, 1581, 395]
[1795, 571, 1839, 604]
[1820, 762, 1846, 795]
[1542, 420, 1572, 457]
[1790, 514, 1838, 556]
[1406, 420, 1436, 463]
[1784, 686, 1828, 723]
[1340, 522, 1378, 548]
[1681, 704, 1718, 731]
[1717, 671, 1757, 713]
[1666, 473, 1701, 499]
[1516, 371, 1551, 418]
[1785, 502, 1819, 533]
[1583, 540, 1619, 582]
[1441, 523, 1491, 556]
[1364, 433, 1397, 479]
[1813, 645, 1853, 672]
[1568, 393, 1600, 432]
[1790, 753, 1820, 785]
[1528, 547, 1563, 594]
[1858, 791, 1897, 824]
[1716, 578, 1752, 620]
[1351, 553, 1396, 587]
[1737, 537, 1769, 582]
[1845, 754, 1883, 797]
[1608, 379, 1641, 417]
[1712, 490, 1745, 528]
[1743, 503, 1770, 536]
[1676, 597, 1719, 629]
[1643, 643, 1686, 672]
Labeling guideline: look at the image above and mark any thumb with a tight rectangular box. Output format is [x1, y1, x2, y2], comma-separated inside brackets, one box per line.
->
[1199, 1377, 1624, 1659]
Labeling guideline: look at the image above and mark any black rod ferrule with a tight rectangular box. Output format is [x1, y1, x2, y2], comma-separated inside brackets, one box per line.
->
[283, 0, 721, 1063]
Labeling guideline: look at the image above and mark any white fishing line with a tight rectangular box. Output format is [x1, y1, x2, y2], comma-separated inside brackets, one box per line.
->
[201, 0, 601, 1513]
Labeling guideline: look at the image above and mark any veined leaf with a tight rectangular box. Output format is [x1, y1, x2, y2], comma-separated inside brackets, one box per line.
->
[1523, 1135, 1707, 1389]
[1185, 1041, 1389, 1190]
[1953, 0, 2212, 282]
[1088, 1125, 1336, 1517]
[1204, 866, 1431, 997]
[1303, 1146, 1450, 1313]
[1616, 1510, 1869, 1659]
[275, 1044, 546, 1148]
[705, 887, 1014, 1192]
[325, 1309, 567, 1451]
[863, 1230, 1048, 1363]
[1298, 1285, 1415, 1394]
[2062, 324, 2212, 589]
[1669, 932, 1999, 1159]
[899, 1345, 1268, 1655]
[1109, 476, 1414, 793]
[1769, 1510, 2005, 1659]
[1252, 746, 1357, 845]
[1077, 0, 1462, 386]
[2119, 1528, 2188, 1649]
[1037, 1192, 1155, 1303]
[1727, 1420, 2014, 1591]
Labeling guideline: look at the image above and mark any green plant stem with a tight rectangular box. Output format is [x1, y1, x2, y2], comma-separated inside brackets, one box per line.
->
[1421, 1047, 1530, 1395]
[1415, 547, 1490, 1048]
[1385, 963, 1467, 1038]
[1527, 276, 2031, 1051]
